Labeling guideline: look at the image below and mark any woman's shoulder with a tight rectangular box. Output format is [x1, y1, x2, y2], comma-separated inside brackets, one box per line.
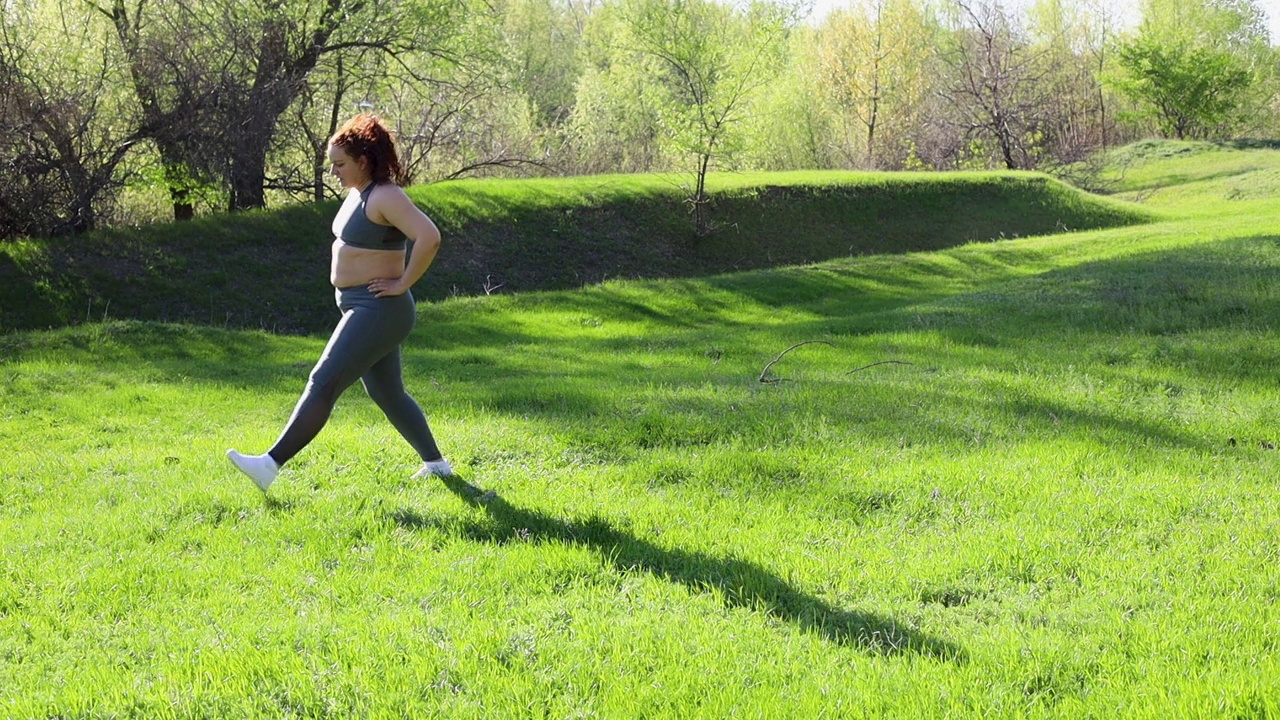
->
[367, 181, 409, 203]
[366, 181, 418, 223]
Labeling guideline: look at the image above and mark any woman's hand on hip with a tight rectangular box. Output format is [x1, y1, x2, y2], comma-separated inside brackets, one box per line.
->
[369, 276, 409, 297]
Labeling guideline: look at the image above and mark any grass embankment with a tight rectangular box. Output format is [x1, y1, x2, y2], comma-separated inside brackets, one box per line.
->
[4, 143, 1280, 716]
[0, 171, 1147, 334]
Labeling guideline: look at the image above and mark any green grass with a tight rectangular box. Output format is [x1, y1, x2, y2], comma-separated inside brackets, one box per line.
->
[4, 142, 1280, 716]
[1100, 138, 1280, 208]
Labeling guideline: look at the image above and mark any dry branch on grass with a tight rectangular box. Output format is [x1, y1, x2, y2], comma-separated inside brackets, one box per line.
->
[846, 360, 914, 375]
[760, 341, 834, 383]
[759, 341, 914, 383]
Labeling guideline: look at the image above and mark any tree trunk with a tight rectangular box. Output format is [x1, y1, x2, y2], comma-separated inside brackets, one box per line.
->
[229, 129, 272, 211]
[693, 153, 710, 237]
[172, 191, 195, 221]
[163, 159, 195, 221]
[866, 9, 882, 169]
[316, 55, 348, 202]
[227, 8, 340, 211]
[995, 115, 1017, 170]
[866, 97, 879, 168]
[1097, 54, 1108, 150]
[226, 102, 286, 212]
[105, 0, 206, 222]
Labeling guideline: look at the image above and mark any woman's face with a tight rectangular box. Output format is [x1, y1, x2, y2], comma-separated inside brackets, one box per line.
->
[327, 144, 369, 189]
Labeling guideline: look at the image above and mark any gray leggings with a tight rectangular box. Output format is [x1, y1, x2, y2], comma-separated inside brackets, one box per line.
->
[268, 285, 442, 466]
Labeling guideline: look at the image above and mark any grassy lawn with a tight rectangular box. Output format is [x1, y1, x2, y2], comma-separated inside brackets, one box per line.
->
[3, 144, 1280, 717]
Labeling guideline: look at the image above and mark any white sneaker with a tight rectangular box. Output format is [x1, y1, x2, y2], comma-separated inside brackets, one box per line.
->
[227, 449, 279, 492]
[412, 458, 455, 479]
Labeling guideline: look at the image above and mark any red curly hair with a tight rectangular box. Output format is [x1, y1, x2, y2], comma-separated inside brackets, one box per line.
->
[329, 114, 407, 186]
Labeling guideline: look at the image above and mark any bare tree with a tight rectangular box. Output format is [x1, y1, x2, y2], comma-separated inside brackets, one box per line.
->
[89, 0, 472, 215]
[1025, 0, 1115, 164]
[937, 0, 1049, 170]
[390, 78, 557, 184]
[0, 7, 137, 238]
[86, 0, 231, 220]
[269, 51, 377, 202]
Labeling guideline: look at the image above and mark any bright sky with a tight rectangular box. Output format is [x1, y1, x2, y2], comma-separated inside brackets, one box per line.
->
[805, 0, 1280, 45]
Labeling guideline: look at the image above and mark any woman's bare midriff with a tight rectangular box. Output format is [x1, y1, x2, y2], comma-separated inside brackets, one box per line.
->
[330, 239, 406, 288]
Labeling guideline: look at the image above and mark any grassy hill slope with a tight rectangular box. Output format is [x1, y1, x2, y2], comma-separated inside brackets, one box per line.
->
[0, 171, 1149, 334]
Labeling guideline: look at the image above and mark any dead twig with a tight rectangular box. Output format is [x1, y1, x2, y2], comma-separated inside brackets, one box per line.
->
[846, 360, 914, 375]
[482, 274, 504, 295]
[759, 340, 834, 384]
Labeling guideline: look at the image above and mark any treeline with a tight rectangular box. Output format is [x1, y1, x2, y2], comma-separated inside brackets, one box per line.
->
[2, 0, 1276, 239]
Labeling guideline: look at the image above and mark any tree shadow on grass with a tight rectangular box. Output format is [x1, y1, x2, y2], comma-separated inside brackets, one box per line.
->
[393, 476, 965, 661]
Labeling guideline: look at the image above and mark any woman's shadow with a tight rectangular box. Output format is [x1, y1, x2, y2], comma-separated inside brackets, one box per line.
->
[391, 477, 964, 661]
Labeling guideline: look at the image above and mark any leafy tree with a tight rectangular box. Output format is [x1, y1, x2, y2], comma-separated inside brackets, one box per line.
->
[1111, 33, 1252, 139]
[739, 27, 838, 171]
[1138, 0, 1269, 53]
[814, 0, 934, 169]
[566, 2, 665, 174]
[1110, 0, 1271, 139]
[496, 0, 593, 128]
[615, 0, 799, 235]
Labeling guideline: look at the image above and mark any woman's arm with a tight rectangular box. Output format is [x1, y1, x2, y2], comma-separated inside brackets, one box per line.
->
[367, 186, 441, 298]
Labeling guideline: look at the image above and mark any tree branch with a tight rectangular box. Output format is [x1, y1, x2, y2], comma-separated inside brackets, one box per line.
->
[759, 341, 835, 384]
[443, 156, 558, 180]
[845, 360, 913, 375]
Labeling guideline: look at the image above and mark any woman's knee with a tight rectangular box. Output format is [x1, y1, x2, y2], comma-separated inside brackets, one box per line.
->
[305, 371, 350, 405]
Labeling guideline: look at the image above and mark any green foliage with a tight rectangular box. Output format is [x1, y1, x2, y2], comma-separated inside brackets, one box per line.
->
[738, 28, 837, 171]
[1138, 0, 1271, 53]
[1110, 33, 1253, 140]
[495, 0, 587, 127]
[610, 0, 799, 233]
[3, 0, 1278, 240]
[567, 64, 667, 174]
[1116, 0, 1278, 139]
[812, 0, 937, 169]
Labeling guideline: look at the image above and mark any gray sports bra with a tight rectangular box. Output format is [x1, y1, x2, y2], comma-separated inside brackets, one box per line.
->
[332, 183, 407, 250]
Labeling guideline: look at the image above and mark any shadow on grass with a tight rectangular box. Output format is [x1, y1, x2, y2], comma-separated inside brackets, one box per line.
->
[0, 252, 64, 332]
[1220, 139, 1280, 151]
[394, 476, 965, 661]
[263, 496, 297, 514]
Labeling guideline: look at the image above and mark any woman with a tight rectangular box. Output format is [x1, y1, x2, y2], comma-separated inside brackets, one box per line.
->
[227, 114, 452, 492]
